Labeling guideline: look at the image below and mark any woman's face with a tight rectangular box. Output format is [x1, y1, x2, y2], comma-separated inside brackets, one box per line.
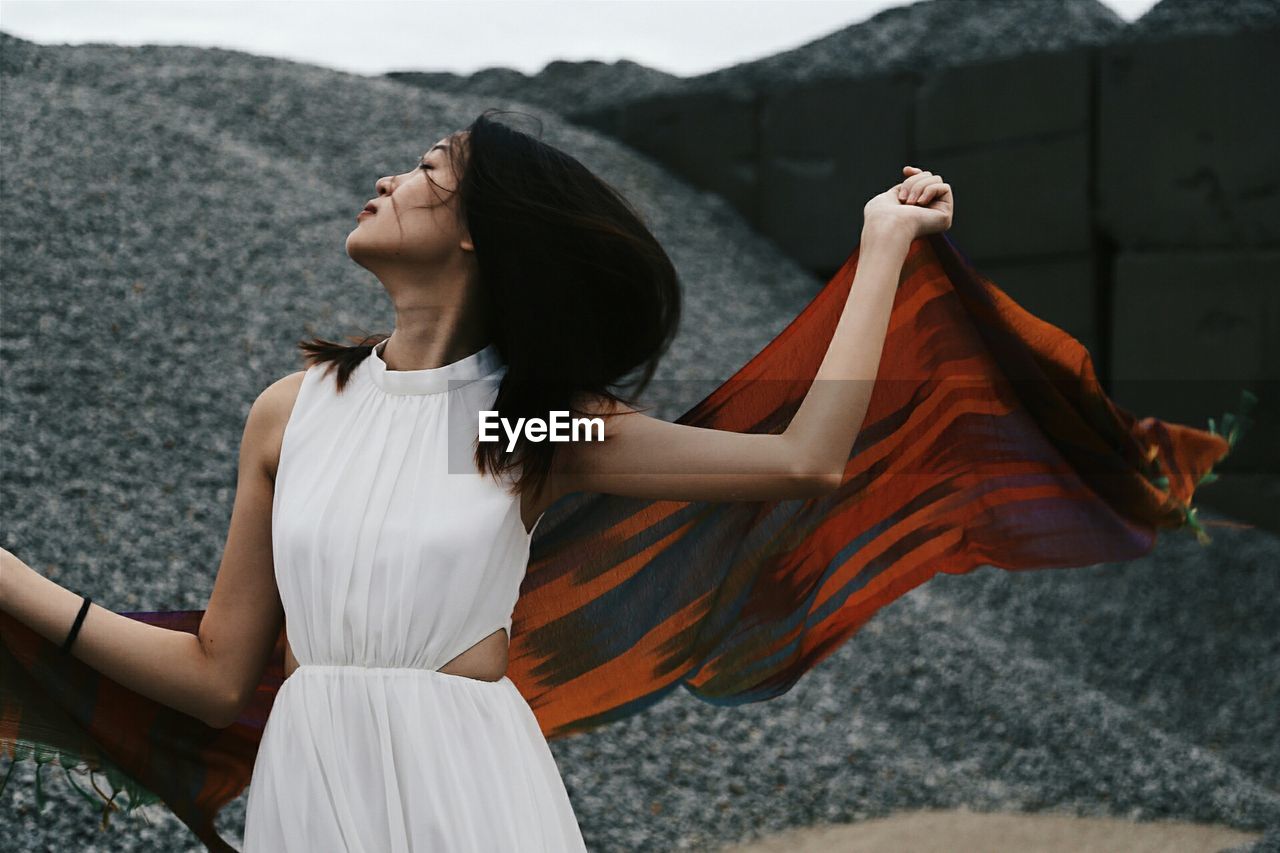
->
[345, 131, 472, 271]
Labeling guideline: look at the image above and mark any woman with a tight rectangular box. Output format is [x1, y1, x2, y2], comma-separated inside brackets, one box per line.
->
[1, 109, 1239, 850]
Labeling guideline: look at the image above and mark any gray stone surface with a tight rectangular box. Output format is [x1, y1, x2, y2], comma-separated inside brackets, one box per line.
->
[1128, 0, 1280, 40]
[387, 0, 1128, 119]
[387, 58, 682, 118]
[672, 0, 1124, 98]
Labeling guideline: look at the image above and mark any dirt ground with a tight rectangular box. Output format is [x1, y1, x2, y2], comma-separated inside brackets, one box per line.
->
[724, 808, 1264, 853]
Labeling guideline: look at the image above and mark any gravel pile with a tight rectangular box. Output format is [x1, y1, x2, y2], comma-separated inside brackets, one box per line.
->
[385, 0, 1280, 121]
[386, 58, 681, 119]
[667, 0, 1124, 96]
[2, 29, 1277, 853]
[389, 0, 1128, 114]
[1127, 0, 1280, 40]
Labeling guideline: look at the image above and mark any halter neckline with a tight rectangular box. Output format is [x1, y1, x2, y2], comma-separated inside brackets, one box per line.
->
[366, 337, 504, 396]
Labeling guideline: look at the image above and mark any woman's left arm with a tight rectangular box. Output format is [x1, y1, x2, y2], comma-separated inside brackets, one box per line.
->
[552, 166, 952, 504]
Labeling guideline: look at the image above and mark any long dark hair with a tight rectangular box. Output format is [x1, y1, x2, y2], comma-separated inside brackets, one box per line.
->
[298, 108, 682, 501]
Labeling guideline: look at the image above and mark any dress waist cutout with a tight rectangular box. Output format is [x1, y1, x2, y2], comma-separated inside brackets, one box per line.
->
[290, 663, 513, 688]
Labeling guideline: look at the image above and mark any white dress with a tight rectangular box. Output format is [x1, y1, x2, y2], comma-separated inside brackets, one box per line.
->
[242, 338, 588, 852]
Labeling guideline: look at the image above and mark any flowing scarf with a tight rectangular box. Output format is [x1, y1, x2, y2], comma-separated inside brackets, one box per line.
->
[0, 233, 1257, 851]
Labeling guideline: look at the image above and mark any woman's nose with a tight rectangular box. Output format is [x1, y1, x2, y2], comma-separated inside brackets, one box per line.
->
[376, 175, 395, 196]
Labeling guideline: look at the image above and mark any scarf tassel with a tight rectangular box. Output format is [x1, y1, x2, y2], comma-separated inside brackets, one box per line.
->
[1, 738, 165, 833]
[1152, 387, 1259, 545]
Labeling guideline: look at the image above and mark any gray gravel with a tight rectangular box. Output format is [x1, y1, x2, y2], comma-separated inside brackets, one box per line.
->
[1127, 0, 1280, 40]
[668, 0, 1124, 97]
[387, 0, 1280, 120]
[386, 59, 682, 120]
[390, 0, 1130, 113]
[2, 27, 1277, 853]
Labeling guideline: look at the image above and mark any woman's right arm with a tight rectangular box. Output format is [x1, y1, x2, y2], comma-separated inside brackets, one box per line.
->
[0, 371, 306, 729]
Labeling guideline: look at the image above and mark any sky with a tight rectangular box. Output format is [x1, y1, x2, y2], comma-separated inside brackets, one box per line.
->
[0, 0, 1163, 78]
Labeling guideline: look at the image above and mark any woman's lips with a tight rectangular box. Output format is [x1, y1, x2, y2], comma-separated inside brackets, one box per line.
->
[356, 208, 375, 220]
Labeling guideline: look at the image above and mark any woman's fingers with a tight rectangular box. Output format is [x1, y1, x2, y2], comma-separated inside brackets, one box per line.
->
[898, 170, 928, 199]
[888, 167, 950, 219]
[902, 173, 941, 203]
[908, 176, 939, 203]
[916, 180, 949, 204]
[898, 170, 933, 199]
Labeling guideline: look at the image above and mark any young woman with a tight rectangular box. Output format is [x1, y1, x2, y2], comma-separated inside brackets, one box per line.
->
[0, 108, 954, 849]
[3, 100, 1246, 851]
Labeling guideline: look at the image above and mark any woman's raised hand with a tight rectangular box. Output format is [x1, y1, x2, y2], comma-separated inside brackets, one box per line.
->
[862, 166, 953, 241]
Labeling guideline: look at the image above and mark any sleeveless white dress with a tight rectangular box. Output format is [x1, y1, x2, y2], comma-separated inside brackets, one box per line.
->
[242, 338, 587, 852]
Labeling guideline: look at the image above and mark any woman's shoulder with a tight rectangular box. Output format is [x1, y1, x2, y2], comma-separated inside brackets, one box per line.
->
[247, 369, 310, 484]
[257, 368, 310, 413]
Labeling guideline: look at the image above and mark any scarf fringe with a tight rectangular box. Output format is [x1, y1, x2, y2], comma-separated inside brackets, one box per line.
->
[1, 736, 163, 831]
[1151, 387, 1259, 545]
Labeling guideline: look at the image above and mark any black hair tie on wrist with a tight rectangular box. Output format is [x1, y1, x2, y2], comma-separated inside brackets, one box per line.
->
[61, 594, 92, 655]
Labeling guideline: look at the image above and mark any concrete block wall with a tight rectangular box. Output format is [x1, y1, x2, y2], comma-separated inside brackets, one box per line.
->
[755, 74, 914, 271]
[570, 28, 1279, 485]
[915, 49, 1094, 260]
[913, 48, 1099, 360]
[1097, 29, 1280, 473]
[612, 89, 760, 221]
[1097, 29, 1280, 250]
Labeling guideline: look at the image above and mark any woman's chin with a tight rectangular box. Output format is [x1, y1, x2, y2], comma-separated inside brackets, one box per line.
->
[344, 232, 369, 261]
[344, 240, 386, 274]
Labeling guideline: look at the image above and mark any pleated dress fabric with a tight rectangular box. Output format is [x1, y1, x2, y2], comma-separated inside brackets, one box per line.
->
[241, 338, 587, 852]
